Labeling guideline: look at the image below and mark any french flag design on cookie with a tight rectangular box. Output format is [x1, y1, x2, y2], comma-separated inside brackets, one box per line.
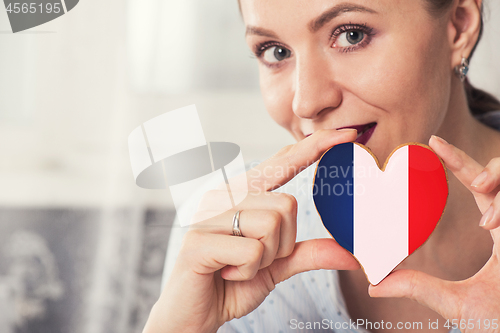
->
[312, 142, 448, 285]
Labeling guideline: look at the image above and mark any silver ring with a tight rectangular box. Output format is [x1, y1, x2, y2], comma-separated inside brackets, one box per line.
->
[232, 210, 243, 237]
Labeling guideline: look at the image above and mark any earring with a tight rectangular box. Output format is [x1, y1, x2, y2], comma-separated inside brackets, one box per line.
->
[454, 57, 469, 82]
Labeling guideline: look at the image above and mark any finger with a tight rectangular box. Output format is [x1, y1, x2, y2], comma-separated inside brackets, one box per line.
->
[471, 157, 500, 194]
[195, 191, 298, 259]
[429, 135, 492, 212]
[241, 210, 281, 269]
[368, 269, 461, 320]
[484, 195, 500, 256]
[479, 193, 500, 230]
[244, 129, 357, 192]
[268, 238, 360, 284]
[429, 135, 483, 191]
[192, 209, 283, 269]
[180, 230, 264, 281]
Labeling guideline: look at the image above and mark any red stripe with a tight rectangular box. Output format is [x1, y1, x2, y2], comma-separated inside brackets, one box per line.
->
[408, 146, 448, 254]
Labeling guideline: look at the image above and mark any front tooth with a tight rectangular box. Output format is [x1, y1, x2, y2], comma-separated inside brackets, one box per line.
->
[356, 132, 362, 139]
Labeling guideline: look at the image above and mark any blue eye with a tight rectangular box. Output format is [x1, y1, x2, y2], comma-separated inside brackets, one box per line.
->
[331, 23, 374, 52]
[335, 30, 365, 47]
[346, 31, 364, 44]
[262, 46, 291, 63]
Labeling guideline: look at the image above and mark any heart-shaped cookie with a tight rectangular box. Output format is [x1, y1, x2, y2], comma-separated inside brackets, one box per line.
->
[312, 142, 448, 285]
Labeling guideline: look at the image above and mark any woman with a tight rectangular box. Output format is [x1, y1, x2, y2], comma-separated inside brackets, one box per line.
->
[145, 0, 500, 332]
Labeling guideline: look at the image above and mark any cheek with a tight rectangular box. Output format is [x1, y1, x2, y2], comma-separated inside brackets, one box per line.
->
[260, 67, 296, 130]
[343, 26, 451, 139]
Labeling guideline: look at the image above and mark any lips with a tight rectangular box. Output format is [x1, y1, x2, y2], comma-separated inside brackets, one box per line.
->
[337, 122, 377, 145]
[305, 122, 377, 145]
[355, 122, 377, 145]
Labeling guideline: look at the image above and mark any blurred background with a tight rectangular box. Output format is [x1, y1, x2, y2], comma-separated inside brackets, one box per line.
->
[0, 0, 499, 332]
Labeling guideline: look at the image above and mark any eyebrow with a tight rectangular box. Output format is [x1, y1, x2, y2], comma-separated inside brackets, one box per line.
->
[245, 26, 279, 38]
[245, 2, 378, 37]
[310, 3, 378, 32]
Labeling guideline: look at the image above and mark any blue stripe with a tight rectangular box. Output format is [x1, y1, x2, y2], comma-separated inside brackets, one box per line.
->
[313, 142, 354, 254]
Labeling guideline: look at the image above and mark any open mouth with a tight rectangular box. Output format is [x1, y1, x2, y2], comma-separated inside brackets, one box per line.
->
[337, 122, 377, 145]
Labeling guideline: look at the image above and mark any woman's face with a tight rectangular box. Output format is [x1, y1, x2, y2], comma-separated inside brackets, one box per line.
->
[241, 0, 454, 161]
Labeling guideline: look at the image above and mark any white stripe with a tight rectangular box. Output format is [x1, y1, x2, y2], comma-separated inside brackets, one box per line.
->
[61, 0, 68, 13]
[353, 145, 409, 285]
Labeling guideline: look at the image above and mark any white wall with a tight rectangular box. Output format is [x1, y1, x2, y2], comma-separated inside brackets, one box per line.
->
[0, 0, 293, 209]
[469, 0, 500, 97]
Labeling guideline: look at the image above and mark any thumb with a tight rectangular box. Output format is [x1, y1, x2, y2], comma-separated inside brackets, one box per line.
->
[368, 269, 462, 319]
[269, 238, 360, 284]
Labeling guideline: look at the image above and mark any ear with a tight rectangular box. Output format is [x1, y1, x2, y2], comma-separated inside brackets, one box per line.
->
[448, 0, 482, 69]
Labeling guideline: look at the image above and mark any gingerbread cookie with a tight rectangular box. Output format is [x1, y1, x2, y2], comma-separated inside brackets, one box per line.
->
[312, 142, 448, 285]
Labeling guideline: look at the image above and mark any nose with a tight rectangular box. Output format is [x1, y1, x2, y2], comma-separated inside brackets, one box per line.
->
[292, 52, 342, 119]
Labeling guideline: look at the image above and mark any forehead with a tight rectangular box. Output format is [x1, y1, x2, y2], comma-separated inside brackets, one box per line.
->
[240, 0, 422, 27]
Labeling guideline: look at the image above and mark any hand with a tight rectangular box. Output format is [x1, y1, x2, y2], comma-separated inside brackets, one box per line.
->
[369, 135, 500, 333]
[143, 129, 361, 333]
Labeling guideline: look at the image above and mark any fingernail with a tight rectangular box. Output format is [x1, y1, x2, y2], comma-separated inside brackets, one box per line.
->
[337, 128, 357, 133]
[471, 171, 488, 188]
[431, 135, 449, 145]
[479, 206, 494, 227]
